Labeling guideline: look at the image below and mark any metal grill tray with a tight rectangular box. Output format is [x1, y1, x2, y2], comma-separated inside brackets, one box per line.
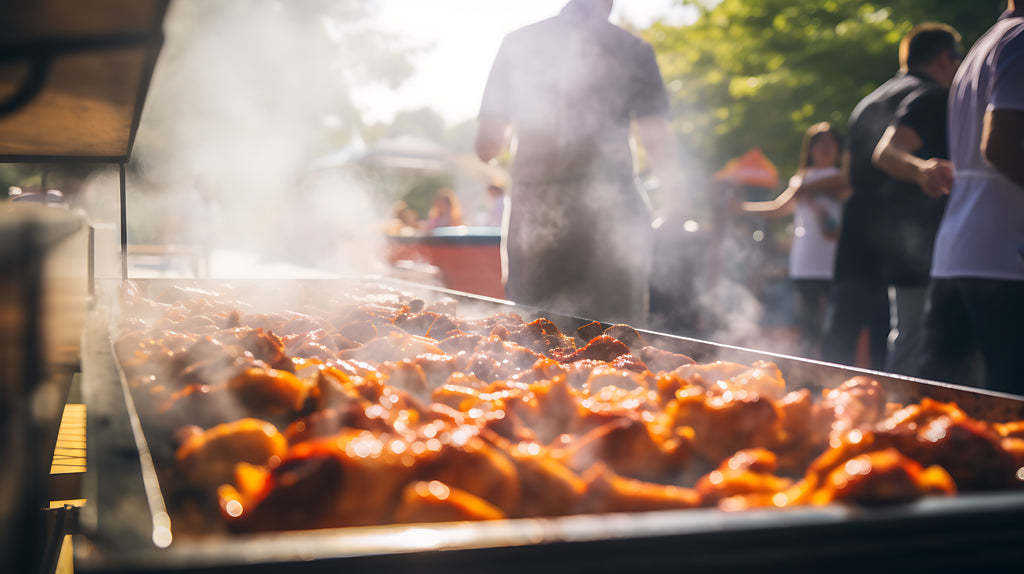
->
[76, 279, 1024, 573]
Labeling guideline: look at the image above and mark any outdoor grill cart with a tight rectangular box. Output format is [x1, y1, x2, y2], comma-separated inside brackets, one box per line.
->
[0, 1, 168, 572]
[4, 3, 1024, 573]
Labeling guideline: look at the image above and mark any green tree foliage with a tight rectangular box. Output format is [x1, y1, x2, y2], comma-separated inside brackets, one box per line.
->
[645, 0, 1006, 180]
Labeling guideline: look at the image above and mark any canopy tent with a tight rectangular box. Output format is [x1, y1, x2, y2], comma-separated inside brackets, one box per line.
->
[712, 146, 780, 189]
[311, 134, 506, 183]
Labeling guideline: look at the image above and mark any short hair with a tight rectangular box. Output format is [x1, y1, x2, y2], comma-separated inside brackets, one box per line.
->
[899, 23, 962, 71]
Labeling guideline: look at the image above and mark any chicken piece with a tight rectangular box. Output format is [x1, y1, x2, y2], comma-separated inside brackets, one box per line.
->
[398, 352, 470, 391]
[426, 314, 460, 340]
[378, 360, 431, 403]
[160, 313, 220, 335]
[284, 402, 395, 444]
[563, 414, 690, 482]
[639, 346, 696, 375]
[608, 353, 650, 374]
[807, 448, 956, 506]
[575, 321, 605, 345]
[158, 383, 242, 430]
[169, 336, 238, 383]
[312, 364, 369, 410]
[486, 435, 587, 518]
[551, 335, 630, 364]
[602, 324, 643, 351]
[176, 418, 287, 489]
[771, 389, 831, 473]
[435, 332, 483, 355]
[821, 376, 887, 438]
[456, 312, 527, 336]
[506, 376, 579, 444]
[652, 371, 702, 407]
[214, 327, 293, 372]
[173, 352, 251, 391]
[581, 463, 700, 514]
[394, 311, 441, 337]
[664, 387, 780, 466]
[476, 335, 547, 373]
[278, 314, 333, 337]
[672, 361, 750, 390]
[418, 427, 521, 516]
[873, 399, 1021, 491]
[281, 330, 337, 362]
[218, 430, 419, 531]
[338, 319, 377, 344]
[507, 318, 575, 356]
[226, 367, 311, 416]
[582, 363, 652, 394]
[440, 384, 535, 442]
[394, 481, 507, 523]
[695, 449, 793, 507]
[339, 331, 445, 365]
[671, 360, 786, 401]
[993, 420, 1024, 439]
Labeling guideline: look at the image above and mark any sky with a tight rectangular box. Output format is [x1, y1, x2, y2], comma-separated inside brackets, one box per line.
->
[355, 1, 698, 125]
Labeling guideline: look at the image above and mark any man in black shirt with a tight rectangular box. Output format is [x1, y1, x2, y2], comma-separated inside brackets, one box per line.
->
[822, 24, 961, 372]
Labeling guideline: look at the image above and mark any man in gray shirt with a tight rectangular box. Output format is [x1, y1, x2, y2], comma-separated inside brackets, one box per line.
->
[476, 0, 685, 325]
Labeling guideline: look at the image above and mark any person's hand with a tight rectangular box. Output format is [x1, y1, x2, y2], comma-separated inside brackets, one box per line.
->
[917, 158, 954, 198]
[788, 173, 806, 196]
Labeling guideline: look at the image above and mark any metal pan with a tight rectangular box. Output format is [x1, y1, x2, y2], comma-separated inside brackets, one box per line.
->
[75, 278, 1024, 573]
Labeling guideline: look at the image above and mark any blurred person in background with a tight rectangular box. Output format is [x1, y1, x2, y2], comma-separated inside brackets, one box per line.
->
[739, 122, 849, 359]
[870, 23, 962, 376]
[821, 23, 961, 372]
[386, 200, 420, 236]
[423, 188, 463, 232]
[475, 182, 506, 228]
[920, 1, 1024, 394]
[475, 0, 686, 325]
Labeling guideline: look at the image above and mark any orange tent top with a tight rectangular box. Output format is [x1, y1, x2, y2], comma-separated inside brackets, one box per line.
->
[712, 147, 780, 189]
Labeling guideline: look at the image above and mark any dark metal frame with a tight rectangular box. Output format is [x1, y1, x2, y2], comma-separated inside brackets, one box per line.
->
[0, 0, 170, 282]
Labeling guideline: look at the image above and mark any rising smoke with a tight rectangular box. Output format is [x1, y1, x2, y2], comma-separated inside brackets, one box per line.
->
[131, 0, 401, 277]
[128, 0, 788, 356]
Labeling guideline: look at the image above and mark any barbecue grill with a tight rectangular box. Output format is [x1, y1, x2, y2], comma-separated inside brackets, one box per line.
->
[5, 3, 1024, 573]
[70, 278, 1024, 573]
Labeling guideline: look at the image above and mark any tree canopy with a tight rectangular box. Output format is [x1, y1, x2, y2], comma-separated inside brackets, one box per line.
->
[644, 0, 1007, 181]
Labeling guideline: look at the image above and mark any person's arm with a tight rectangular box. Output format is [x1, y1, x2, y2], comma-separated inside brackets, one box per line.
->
[475, 116, 509, 163]
[792, 158, 849, 199]
[873, 124, 953, 198]
[739, 182, 799, 218]
[982, 108, 1024, 189]
[475, 35, 514, 164]
[636, 113, 688, 215]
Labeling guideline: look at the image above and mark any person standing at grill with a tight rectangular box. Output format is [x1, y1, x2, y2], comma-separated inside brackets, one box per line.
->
[919, 2, 1024, 394]
[820, 24, 961, 372]
[475, 0, 685, 325]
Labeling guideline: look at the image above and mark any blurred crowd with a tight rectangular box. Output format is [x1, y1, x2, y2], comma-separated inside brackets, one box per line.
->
[473, 0, 1024, 396]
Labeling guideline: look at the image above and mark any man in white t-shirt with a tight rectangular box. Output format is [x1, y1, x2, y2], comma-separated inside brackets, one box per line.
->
[919, 1, 1024, 394]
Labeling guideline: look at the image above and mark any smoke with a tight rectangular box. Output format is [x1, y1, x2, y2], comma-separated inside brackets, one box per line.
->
[126, 0, 795, 357]
[131, 0, 394, 277]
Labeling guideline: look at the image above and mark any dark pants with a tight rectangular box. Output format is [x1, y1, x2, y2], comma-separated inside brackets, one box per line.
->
[821, 279, 890, 371]
[918, 278, 1024, 395]
[793, 278, 831, 359]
